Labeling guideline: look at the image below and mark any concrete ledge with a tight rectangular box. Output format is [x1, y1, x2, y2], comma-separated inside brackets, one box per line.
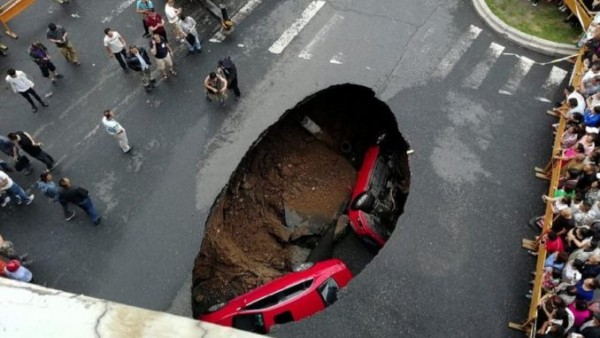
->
[0, 278, 262, 338]
[472, 0, 579, 57]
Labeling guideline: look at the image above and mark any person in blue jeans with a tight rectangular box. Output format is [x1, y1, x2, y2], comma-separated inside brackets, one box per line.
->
[58, 177, 101, 225]
[0, 170, 34, 205]
[37, 172, 75, 220]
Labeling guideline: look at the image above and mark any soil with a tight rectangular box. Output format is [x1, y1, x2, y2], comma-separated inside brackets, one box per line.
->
[192, 120, 357, 315]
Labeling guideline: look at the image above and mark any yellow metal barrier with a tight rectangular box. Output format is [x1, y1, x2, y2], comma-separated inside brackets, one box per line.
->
[0, 0, 36, 38]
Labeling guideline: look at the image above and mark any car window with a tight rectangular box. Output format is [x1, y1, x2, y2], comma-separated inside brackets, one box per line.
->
[232, 313, 267, 334]
[274, 311, 294, 324]
[317, 277, 340, 306]
[244, 279, 313, 310]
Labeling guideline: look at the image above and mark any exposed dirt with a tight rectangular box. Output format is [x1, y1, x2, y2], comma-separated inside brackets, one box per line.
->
[192, 84, 411, 317]
[192, 121, 357, 315]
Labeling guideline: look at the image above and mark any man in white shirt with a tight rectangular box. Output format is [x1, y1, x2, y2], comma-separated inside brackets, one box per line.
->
[102, 110, 132, 154]
[103, 28, 129, 73]
[0, 170, 34, 205]
[165, 0, 182, 30]
[5, 69, 48, 113]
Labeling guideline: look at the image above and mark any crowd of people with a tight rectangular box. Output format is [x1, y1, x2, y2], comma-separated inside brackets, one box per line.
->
[0, 0, 241, 284]
[526, 31, 600, 335]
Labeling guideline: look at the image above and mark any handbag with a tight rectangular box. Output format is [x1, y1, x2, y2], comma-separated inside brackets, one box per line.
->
[14, 155, 30, 172]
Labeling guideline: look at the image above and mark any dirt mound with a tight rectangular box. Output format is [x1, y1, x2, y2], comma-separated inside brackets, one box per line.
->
[192, 120, 357, 314]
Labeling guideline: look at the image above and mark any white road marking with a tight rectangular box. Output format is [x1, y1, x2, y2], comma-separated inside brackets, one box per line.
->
[462, 42, 504, 89]
[542, 66, 568, 92]
[534, 97, 552, 103]
[329, 52, 344, 64]
[298, 13, 343, 59]
[101, 0, 136, 23]
[434, 25, 482, 79]
[211, 0, 263, 43]
[498, 56, 535, 95]
[269, 0, 326, 54]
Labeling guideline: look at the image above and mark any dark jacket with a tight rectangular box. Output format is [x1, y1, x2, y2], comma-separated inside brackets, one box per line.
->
[59, 186, 89, 205]
[126, 48, 152, 72]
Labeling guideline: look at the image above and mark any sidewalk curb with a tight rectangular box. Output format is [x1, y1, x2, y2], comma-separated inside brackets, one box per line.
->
[472, 0, 579, 57]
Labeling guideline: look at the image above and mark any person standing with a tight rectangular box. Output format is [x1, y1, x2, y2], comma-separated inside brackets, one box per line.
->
[145, 9, 168, 42]
[102, 110, 132, 153]
[58, 177, 101, 226]
[150, 34, 176, 80]
[177, 13, 201, 54]
[127, 45, 155, 91]
[164, 0, 182, 32]
[204, 72, 228, 106]
[37, 172, 75, 220]
[46, 23, 80, 65]
[103, 28, 129, 73]
[7, 132, 55, 171]
[5, 69, 49, 113]
[217, 56, 241, 99]
[0, 170, 34, 205]
[28, 42, 63, 84]
[0, 135, 33, 176]
[136, 0, 155, 38]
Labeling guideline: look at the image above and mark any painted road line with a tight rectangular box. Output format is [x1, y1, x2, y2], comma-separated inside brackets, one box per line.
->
[269, 0, 326, 54]
[298, 13, 343, 59]
[542, 66, 568, 92]
[434, 25, 482, 79]
[211, 0, 263, 43]
[101, 0, 136, 23]
[329, 52, 344, 64]
[498, 56, 535, 95]
[462, 42, 504, 89]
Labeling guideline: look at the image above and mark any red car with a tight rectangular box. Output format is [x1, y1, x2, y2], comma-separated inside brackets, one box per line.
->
[198, 259, 352, 334]
[348, 141, 405, 248]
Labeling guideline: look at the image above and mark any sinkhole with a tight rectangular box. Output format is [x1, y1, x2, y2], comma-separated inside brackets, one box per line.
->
[192, 84, 411, 332]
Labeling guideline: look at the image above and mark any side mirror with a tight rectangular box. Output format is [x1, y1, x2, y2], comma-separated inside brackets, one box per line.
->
[351, 192, 375, 212]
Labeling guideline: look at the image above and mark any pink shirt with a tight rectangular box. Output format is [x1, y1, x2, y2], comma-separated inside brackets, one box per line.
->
[568, 303, 592, 328]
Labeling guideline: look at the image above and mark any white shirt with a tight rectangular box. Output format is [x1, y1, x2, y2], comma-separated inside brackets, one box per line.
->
[102, 117, 123, 135]
[5, 71, 34, 93]
[0, 170, 14, 190]
[568, 91, 586, 113]
[103, 32, 125, 53]
[136, 53, 149, 70]
[179, 16, 197, 35]
[165, 4, 180, 24]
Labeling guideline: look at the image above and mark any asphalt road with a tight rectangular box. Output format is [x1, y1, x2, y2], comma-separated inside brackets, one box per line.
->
[0, 0, 569, 336]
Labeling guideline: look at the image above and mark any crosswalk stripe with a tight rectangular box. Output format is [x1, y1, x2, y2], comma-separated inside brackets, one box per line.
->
[330, 52, 344, 64]
[542, 66, 568, 92]
[462, 42, 505, 89]
[269, 0, 326, 54]
[498, 56, 535, 95]
[434, 25, 482, 79]
[298, 13, 344, 60]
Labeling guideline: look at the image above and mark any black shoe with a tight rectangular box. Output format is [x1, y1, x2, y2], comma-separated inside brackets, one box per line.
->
[41, 102, 49, 107]
[124, 145, 133, 154]
[93, 217, 102, 226]
[55, 74, 64, 78]
[24, 167, 33, 176]
[143, 32, 151, 38]
[32, 106, 38, 113]
[150, 79, 156, 84]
